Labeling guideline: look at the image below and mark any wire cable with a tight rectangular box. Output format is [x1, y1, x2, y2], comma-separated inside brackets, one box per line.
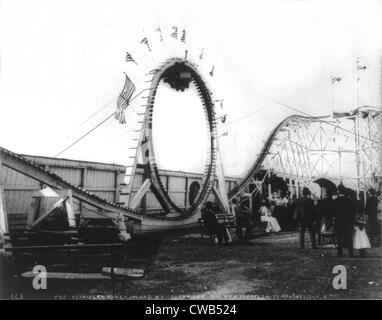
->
[225, 80, 379, 144]
[54, 88, 148, 158]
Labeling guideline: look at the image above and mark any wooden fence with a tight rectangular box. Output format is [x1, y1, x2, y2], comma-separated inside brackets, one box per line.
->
[0, 154, 241, 230]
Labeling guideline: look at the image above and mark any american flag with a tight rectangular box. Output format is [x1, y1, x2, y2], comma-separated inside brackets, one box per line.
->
[140, 37, 151, 51]
[171, 26, 178, 39]
[125, 52, 137, 64]
[181, 29, 186, 43]
[115, 74, 136, 124]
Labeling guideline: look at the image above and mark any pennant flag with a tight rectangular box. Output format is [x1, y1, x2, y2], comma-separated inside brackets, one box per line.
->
[209, 65, 215, 77]
[181, 29, 186, 43]
[331, 76, 341, 84]
[199, 48, 204, 60]
[125, 52, 137, 64]
[115, 74, 136, 124]
[171, 26, 178, 39]
[140, 37, 151, 51]
[155, 26, 163, 42]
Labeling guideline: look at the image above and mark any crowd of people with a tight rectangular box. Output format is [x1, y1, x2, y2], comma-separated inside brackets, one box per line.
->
[293, 183, 381, 257]
[200, 183, 381, 256]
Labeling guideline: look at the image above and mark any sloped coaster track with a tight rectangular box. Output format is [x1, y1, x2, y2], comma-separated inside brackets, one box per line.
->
[227, 115, 322, 200]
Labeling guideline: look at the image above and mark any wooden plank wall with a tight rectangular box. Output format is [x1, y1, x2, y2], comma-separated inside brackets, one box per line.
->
[0, 154, 241, 226]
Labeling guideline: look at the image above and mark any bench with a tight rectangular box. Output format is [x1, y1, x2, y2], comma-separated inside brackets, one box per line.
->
[199, 213, 235, 244]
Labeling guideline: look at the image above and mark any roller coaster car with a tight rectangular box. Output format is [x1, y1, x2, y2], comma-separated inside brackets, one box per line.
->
[162, 62, 193, 92]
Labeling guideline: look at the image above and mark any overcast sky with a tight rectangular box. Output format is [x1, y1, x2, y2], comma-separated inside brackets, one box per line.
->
[1, 0, 381, 178]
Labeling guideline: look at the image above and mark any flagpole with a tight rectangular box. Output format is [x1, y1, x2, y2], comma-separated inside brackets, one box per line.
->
[355, 58, 361, 198]
[356, 58, 360, 109]
[331, 77, 335, 116]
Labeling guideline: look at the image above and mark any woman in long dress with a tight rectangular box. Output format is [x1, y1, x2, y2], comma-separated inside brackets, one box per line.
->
[259, 199, 281, 233]
[353, 215, 371, 258]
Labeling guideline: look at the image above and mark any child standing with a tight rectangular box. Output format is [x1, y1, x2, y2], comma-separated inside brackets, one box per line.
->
[353, 215, 371, 258]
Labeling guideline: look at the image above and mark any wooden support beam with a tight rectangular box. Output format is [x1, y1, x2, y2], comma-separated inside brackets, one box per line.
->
[31, 197, 67, 229]
[0, 117, 6, 228]
[114, 171, 120, 203]
[212, 186, 229, 214]
[22, 271, 111, 280]
[0, 187, 9, 239]
[184, 177, 189, 209]
[79, 168, 87, 215]
[102, 267, 144, 278]
[129, 179, 151, 210]
[5, 243, 123, 251]
[65, 190, 76, 228]
[26, 197, 41, 229]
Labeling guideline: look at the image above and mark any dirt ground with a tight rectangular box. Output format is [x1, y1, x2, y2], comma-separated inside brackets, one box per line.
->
[1, 230, 382, 300]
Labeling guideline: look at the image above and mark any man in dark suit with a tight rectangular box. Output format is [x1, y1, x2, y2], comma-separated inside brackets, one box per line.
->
[201, 201, 229, 244]
[317, 190, 335, 231]
[294, 187, 317, 249]
[333, 183, 355, 257]
[365, 188, 380, 245]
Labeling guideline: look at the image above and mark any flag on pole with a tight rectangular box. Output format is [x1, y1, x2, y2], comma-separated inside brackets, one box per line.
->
[181, 29, 186, 43]
[220, 114, 227, 123]
[171, 26, 178, 39]
[125, 52, 137, 64]
[209, 65, 215, 77]
[199, 48, 204, 60]
[331, 76, 342, 84]
[115, 74, 136, 124]
[140, 37, 151, 51]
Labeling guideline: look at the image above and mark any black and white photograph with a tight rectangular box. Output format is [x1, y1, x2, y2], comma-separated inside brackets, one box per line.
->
[0, 0, 381, 303]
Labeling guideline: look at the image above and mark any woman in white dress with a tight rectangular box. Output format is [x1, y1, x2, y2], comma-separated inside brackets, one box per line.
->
[353, 215, 371, 258]
[259, 198, 281, 233]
